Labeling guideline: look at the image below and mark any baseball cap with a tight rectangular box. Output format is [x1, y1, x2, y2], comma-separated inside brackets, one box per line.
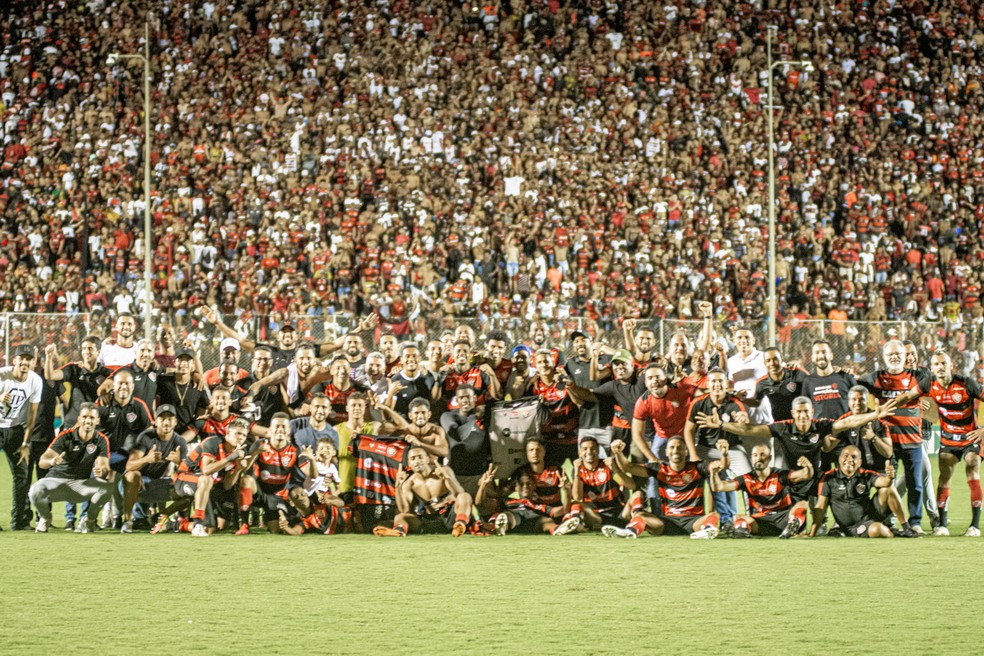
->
[155, 404, 177, 418]
[610, 349, 633, 364]
[219, 337, 240, 351]
[175, 347, 195, 359]
[12, 345, 34, 358]
[569, 330, 589, 342]
[280, 320, 296, 332]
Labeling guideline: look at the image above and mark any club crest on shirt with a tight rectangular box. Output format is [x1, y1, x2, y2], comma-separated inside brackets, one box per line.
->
[786, 382, 797, 392]
[952, 392, 962, 403]
[901, 377, 910, 387]
[671, 401, 679, 408]
[596, 469, 607, 483]
[855, 483, 867, 494]
[721, 413, 731, 423]
[126, 412, 137, 423]
[281, 455, 292, 466]
[856, 524, 867, 535]
[808, 434, 819, 443]
[86, 443, 97, 454]
[149, 372, 157, 382]
[386, 446, 397, 458]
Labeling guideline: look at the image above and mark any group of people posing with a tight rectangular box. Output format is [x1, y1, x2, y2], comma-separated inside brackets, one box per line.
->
[0, 303, 979, 540]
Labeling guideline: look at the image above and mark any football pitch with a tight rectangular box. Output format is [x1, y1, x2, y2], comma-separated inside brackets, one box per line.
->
[0, 462, 981, 656]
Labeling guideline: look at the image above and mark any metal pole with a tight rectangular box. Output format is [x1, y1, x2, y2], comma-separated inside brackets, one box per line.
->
[143, 18, 153, 340]
[767, 27, 777, 347]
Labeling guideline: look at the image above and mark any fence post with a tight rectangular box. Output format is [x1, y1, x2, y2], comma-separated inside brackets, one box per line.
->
[658, 318, 665, 354]
[900, 321, 907, 342]
[2, 313, 7, 366]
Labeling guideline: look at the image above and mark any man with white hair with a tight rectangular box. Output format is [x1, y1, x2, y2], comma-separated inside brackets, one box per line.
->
[858, 339, 932, 533]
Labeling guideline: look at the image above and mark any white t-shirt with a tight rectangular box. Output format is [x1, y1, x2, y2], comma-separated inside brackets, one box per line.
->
[303, 461, 341, 496]
[727, 348, 772, 424]
[0, 367, 43, 428]
[99, 342, 137, 368]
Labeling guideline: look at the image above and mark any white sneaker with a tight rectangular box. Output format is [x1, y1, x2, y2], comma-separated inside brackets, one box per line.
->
[601, 525, 637, 539]
[79, 519, 96, 534]
[493, 513, 510, 536]
[932, 526, 950, 537]
[120, 520, 133, 534]
[35, 517, 49, 533]
[965, 526, 981, 537]
[191, 523, 209, 538]
[98, 504, 113, 530]
[910, 524, 924, 535]
[74, 515, 86, 533]
[690, 525, 720, 540]
[552, 516, 581, 536]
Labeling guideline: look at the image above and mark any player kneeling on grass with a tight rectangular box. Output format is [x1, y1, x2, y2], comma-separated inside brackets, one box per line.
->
[235, 413, 298, 535]
[374, 446, 474, 537]
[170, 419, 260, 537]
[493, 468, 572, 535]
[708, 444, 813, 538]
[31, 403, 113, 534]
[555, 437, 649, 538]
[608, 436, 721, 539]
[811, 445, 917, 538]
[120, 405, 188, 534]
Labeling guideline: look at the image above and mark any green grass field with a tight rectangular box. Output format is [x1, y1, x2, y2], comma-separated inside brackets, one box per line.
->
[0, 460, 981, 656]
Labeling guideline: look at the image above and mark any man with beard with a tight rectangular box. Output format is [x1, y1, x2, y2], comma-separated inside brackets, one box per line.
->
[233, 346, 289, 426]
[45, 336, 110, 429]
[236, 413, 299, 535]
[440, 385, 491, 498]
[439, 340, 501, 411]
[373, 445, 474, 537]
[622, 319, 657, 369]
[394, 398, 448, 460]
[607, 437, 721, 539]
[683, 368, 750, 528]
[387, 343, 440, 418]
[30, 403, 112, 534]
[527, 350, 580, 466]
[156, 348, 209, 435]
[749, 347, 808, 422]
[279, 483, 347, 535]
[525, 321, 565, 367]
[858, 339, 933, 533]
[203, 337, 250, 387]
[802, 340, 857, 421]
[926, 350, 984, 536]
[505, 346, 535, 401]
[811, 446, 915, 538]
[355, 352, 390, 419]
[120, 405, 188, 533]
[339, 333, 368, 370]
[378, 333, 402, 376]
[98, 313, 138, 369]
[311, 357, 361, 421]
[422, 340, 446, 377]
[103, 338, 164, 410]
[202, 306, 376, 372]
[290, 393, 339, 451]
[565, 332, 613, 449]
[96, 369, 153, 524]
[556, 436, 637, 535]
[710, 444, 814, 538]
[493, 468, 574, 536]
[632, 365, 698, 462]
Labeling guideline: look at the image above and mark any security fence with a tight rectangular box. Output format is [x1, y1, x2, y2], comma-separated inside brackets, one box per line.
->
[1, 312, 981, 380]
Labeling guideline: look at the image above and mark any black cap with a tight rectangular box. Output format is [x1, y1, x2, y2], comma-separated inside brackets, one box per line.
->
[13, 345, 34, 358]
[175, 347, 195, 359]
[280, 320, 295, 331]
[569, 331, 589, 342]
[155, 404, 177, 418]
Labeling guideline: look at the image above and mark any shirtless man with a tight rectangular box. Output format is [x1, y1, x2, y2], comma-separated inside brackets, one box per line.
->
[373, 446, 474, 537]
[391, 397, 449, 460]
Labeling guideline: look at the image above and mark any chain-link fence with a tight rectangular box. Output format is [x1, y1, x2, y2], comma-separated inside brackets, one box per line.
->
[3, 312, 981, 380]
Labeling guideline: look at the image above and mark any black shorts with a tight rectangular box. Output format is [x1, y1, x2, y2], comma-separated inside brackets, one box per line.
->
[843, 518, 878, 538]
[205, 485, 237, 527]
[658, 514, 701, 536]
[596, 506, 628, 529]
[789, 478, 819, 502]
[754, 509, 794, 537]
[257, 488, 290, 523]
[173, 476, 199, 499]
[940, 442, 982, 462]
[356, 503, 396, 532]
[420, 503, 458, 534]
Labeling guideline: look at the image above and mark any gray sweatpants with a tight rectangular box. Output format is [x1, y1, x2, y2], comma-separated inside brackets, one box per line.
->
[29, 477, 114, 521]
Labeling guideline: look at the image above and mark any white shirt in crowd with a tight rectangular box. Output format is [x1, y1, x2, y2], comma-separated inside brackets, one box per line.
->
[727, 347, 773, 424]
[0, 367, 43, 428]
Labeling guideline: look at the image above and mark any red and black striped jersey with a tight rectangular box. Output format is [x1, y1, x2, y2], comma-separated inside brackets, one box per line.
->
[254, 444, 297, 494]
[734, 469, 794, 517]
[644, 460, 710, 517]
[177, 435, 237, 482]
[188, 413, 239, 440]
[442, 368, 494, 409]
[577, 462, 622, 511]
[533, 378, 579, 444]
[522, 465, 562, 506]
[349, 435, 407, 506]
[928, 375, 984, 442]
[318, 383, 359, 422]
[859, 368, 931, 445]
[293, 503, 343, 535]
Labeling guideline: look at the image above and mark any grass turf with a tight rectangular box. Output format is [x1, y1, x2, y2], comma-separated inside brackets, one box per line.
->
[0, 459, 980, 656]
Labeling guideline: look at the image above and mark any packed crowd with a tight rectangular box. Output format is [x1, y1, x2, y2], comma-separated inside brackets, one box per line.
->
[1, 307, 980, 540]
[0, 0, 983, 344]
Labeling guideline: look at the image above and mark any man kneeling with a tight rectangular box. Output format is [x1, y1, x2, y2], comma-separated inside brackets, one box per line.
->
[811, 445, 917, 538]
[374, 446, 473, 537]
[30, 403, 113, 533]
